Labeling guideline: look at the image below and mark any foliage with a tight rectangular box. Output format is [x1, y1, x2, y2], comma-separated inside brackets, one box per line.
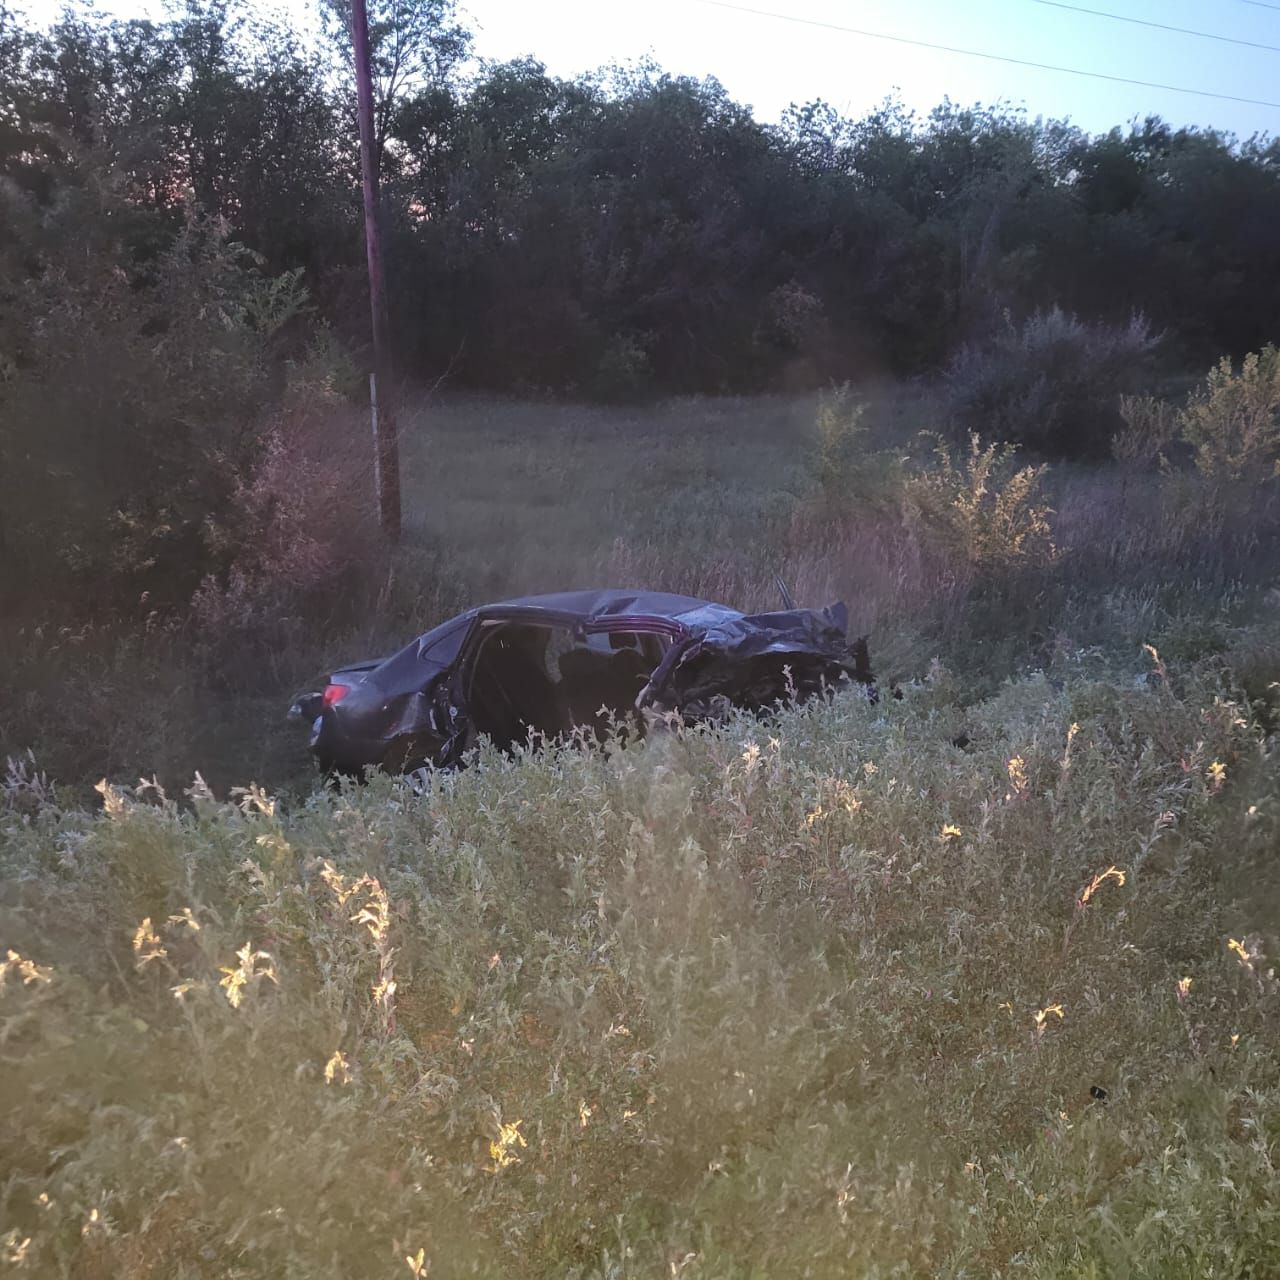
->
[9, 3, 1280, 397]
[904, 433, 1055, 571]
[0, 169, 305, 608]
[189, 407, 380, 664]
[813, 385, 866, 495]
[191, 322, 380, 652]
[7, 380, 1280, 796]
[319, 0, 470, 168]
[942, 307, 1158, 459]
[2, 639, 1278, 1276]
[593, 331, 653, 402]
[809, 384, 903, 519]
[1179, 346, 1280, 487]
[1114, 392, 1179, 469]
[4, 25, 1280, 1273]
[1110, 350, 1280, 542]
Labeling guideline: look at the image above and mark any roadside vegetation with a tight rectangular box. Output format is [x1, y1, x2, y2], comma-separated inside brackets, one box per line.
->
[11, 340, 1278, 793]
[5, 0, 1280, 793]
[4, 610, 1279, 1277]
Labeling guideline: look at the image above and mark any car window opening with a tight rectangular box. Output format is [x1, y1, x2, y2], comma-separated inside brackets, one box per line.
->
[466, 622, 668, 750]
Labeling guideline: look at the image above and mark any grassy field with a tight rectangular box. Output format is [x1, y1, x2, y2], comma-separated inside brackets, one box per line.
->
[3, 380, 1280, 1276]
[400, 393, 823, 598]
[0, 388, 927, 795]
[6, 382, 1273, 795]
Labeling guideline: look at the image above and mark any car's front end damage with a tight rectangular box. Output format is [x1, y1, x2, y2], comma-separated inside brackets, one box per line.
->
[290, 590, 874, 777]
[636, 602, 873, 719]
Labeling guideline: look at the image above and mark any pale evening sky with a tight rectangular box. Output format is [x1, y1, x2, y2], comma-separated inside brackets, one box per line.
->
[77, 0, 1280, 138]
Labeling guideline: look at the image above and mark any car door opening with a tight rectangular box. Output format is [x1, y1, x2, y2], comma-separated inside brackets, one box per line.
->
[464, 621, 668, 751]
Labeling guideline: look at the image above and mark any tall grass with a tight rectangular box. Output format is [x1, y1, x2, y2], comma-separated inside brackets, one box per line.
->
[2, 635, 1278, 1276]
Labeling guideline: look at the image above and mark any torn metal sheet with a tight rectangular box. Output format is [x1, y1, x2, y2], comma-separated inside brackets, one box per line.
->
[289, 589, 875, 777]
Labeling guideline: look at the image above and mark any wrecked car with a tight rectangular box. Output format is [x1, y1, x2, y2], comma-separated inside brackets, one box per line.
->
[289, 589, 874, 776]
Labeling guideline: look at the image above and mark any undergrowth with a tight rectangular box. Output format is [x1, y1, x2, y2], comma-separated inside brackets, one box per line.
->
[2, 635, 1279, 1278]
[6, 343, 1279, 797]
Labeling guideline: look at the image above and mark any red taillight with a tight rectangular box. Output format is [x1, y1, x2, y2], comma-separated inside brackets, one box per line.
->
[322, 683, 350, 708]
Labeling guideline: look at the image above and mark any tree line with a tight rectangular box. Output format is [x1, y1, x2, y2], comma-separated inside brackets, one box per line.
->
[4, 0, 1279, 400]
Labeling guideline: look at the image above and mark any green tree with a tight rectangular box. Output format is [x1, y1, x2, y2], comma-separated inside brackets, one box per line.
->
[320, 0, 470, 173]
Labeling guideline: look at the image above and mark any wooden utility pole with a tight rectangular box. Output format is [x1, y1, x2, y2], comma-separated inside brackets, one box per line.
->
[350, 0, 401, 542]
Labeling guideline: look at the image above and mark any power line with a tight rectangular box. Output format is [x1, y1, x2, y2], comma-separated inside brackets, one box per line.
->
[690, 0, 1280, 110]
[1237, 1, 1280, 12]
[1034, 0, 1280, 54]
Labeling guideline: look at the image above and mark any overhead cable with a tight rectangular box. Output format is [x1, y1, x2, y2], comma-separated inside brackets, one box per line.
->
[1033, 0, 1280, 54]
[690, 0, 1280, 110]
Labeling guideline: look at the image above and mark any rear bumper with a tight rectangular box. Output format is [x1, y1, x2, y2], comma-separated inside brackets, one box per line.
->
[296, 709, 389, 776]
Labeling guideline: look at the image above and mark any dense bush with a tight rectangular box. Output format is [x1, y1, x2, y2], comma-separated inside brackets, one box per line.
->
[941, 308, 1158, 458]
[810, 385, 904, 515]
[592, 332, 654, 402]
[806, 385, 1056, 591]
[0, 160, 313, 614]
[1112, 347, 1280, 540]
[190, 335, 382, 665]
[1113, 392, 1180, 469]
[903, 433, 1056, 571]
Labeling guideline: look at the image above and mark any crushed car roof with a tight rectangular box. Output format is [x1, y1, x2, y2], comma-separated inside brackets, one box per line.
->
[476, 588, 742, 622]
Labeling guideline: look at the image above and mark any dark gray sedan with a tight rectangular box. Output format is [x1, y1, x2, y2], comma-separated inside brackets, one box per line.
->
[290, 588, 874, 776]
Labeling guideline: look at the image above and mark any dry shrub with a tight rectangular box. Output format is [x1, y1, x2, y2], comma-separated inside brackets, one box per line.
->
[605, 505, 963, 689]
[902, 433, 1055, 572]
[1181, 345, 1280, 486]
[1111, 348, 1280, 550]
[806, 393, 1055, 586]
[1, 751, 55, 817]
[611, 399, 1055, 685]
[1114, 392, 1180, 469]
[811, 384, 903, 515]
